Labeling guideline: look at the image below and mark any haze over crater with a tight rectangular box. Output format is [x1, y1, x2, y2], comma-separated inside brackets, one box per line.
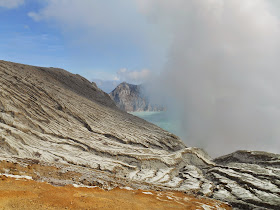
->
[142, 0, 280, 156]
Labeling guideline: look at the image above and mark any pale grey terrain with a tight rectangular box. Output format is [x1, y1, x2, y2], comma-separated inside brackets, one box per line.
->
[0, 60, 279, 209]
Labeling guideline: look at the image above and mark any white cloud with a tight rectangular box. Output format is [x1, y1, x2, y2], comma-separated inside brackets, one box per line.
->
[85, 68, 152, 85]
[27, 0, 169, 72]
[27, 0, 152, 39]
[116, 68, 151, 84]
[0, 0, 24, 9]
[28, 12, 41, 21]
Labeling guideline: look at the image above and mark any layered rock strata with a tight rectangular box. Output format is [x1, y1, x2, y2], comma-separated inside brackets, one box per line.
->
[0, 60, 279, 209]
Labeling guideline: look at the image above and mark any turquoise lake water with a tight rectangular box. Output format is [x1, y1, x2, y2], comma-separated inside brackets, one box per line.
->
[131, 111, 182, 137]
[131, 111, 213, 156]
[131, 111, 215, 157]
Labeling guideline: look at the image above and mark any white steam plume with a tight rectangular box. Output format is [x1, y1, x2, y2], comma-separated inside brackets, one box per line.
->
[144, 0, 280, 157]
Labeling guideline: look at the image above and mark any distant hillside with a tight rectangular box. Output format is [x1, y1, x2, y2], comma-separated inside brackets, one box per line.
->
[109, 82, 165, 112]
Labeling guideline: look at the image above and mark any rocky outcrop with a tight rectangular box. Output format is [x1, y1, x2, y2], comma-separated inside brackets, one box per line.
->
[0, 60, 280, 209]
[207, 151, 280, 209]
[109, 82, 165, 112]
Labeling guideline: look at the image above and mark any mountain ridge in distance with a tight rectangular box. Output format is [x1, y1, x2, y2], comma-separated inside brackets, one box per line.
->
[109, 82, 165, 112]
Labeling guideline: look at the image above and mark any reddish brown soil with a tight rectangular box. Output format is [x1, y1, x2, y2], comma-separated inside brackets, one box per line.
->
[0, 176, 231, 210]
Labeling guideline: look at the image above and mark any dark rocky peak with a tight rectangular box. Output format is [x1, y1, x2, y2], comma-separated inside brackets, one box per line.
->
[109, 82, 165, 112]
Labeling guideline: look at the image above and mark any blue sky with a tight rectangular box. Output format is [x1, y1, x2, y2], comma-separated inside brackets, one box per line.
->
[0, 0, 169, 84]
[0, 1, 68, 68]
[3, 0, 279, 90]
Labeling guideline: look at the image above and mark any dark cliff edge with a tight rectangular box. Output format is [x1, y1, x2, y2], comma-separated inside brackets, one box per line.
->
[109, 82, 165, 112]
[0, 60, 280, 209]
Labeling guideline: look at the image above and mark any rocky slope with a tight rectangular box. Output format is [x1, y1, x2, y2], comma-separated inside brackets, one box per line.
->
[0, 60, 279, 209]
[109, 82, 165, 112]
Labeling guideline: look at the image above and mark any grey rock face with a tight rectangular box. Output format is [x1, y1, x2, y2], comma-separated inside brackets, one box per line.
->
[207, 151, 280, 209]
[109, 82, 165, 112]
[0, 60, 280, 209]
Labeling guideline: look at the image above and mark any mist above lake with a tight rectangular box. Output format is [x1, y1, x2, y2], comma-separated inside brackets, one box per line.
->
[143, 0, 280, 157]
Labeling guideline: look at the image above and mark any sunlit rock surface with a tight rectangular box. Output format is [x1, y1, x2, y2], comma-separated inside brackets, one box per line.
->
[0, 60, 279, 209]
[209, 151, 280, 209]
[109, 82, 165, 112]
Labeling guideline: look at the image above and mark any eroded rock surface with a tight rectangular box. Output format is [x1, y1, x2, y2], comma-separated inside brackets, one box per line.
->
[0, 60, 279, 209]
[109, 82, 165, 112]
[208, 151, 280, 209]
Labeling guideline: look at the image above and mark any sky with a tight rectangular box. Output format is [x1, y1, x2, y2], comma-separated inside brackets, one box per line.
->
[2, 0, 280, 156]
[0, 0, 168, 85]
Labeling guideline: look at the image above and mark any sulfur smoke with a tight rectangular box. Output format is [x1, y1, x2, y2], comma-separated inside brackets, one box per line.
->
[143, 0, 280, 157]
